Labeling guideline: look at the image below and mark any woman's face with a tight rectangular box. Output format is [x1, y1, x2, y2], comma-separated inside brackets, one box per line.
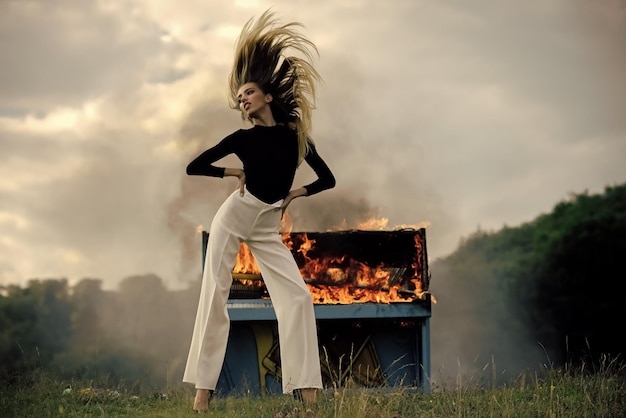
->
[237, 82, 272, 118]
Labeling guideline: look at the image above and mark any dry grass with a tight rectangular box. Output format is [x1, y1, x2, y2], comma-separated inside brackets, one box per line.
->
[1, 356, 624, 417]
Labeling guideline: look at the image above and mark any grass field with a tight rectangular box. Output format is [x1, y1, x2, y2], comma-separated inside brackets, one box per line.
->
[2, 356, 624, 417]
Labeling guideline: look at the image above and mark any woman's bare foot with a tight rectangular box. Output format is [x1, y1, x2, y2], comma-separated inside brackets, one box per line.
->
[300, 388, 317, 403]
[193, 389, 211, 412]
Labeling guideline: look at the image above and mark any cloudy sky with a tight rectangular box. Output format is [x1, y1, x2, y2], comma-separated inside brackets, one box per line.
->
[1, 0, 625, 290]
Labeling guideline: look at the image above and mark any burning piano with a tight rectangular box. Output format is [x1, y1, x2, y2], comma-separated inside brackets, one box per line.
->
[201, 228, 432, 395]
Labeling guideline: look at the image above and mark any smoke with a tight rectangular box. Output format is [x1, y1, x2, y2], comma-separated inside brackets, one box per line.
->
[429, 259, 548, 388]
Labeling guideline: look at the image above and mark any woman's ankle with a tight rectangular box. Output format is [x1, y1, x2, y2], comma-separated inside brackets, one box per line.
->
[300, 388, 317, 403]
[193, 389, 213, 411]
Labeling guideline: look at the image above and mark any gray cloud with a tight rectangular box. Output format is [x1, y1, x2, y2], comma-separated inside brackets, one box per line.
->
[0, 0, 189, 111]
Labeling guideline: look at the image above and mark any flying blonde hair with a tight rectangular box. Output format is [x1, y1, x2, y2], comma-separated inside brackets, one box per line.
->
[228, 10, 321, 164]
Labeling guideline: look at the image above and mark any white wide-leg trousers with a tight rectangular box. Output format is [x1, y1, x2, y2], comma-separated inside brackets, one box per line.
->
[183, 188, 323, 394]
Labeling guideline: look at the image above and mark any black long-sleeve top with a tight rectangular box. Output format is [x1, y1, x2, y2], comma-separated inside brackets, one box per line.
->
[186, 124, 336, 204]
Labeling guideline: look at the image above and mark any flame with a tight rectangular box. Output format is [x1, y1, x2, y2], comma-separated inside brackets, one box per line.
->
[232, 243, 261, 275]
[230, 228, 430, 305]
[357, 217, 389, 230]
[395, 221, 432, 230]
[297, 233, 315, 259]
[329, 216, 431, 232]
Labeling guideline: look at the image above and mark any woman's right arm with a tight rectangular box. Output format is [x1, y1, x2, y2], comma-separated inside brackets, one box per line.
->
[186, 149, 226, 177]
[186, 133, 247, 195]
[186, 133, 238, 177]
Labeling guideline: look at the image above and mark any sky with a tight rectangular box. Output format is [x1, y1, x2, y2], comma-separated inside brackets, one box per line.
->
[1, 0, 625, 291]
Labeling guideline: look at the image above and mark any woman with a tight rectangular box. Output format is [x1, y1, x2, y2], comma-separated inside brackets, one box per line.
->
[182, 10, 335, 412]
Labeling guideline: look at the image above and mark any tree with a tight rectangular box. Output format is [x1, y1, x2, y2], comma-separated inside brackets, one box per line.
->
[0, 279, 73, 384]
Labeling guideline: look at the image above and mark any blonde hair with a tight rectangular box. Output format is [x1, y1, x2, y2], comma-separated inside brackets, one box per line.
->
[228, 10, 321, 164]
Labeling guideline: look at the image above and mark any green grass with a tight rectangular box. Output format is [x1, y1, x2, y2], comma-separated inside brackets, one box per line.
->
[1, 357, 624, 418]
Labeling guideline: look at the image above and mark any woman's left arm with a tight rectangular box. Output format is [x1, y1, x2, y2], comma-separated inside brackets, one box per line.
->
[280, 142, 336, 213]
[301, 142, 336, 195]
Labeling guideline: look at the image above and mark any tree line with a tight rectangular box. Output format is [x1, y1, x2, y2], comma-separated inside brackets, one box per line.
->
[0, 274, 201, 389]
[432, 182, 625, 370]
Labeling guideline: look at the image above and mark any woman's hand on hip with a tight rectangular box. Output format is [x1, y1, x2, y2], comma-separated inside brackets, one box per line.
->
[280, 187, 308, 217]
[237, 170, 246, 196]
[224, 168, 246, 196]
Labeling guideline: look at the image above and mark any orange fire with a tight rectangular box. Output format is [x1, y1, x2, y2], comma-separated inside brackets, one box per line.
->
[230, 230, 431, 305]
[233, 243, 261, 275]
[357, 217, 389, 230]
